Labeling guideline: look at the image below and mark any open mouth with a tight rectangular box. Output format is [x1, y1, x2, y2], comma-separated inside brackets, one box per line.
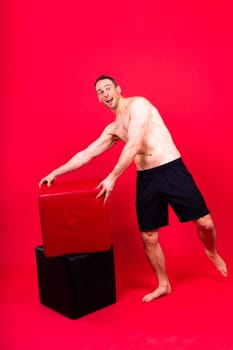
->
[105, 98, 113, 105]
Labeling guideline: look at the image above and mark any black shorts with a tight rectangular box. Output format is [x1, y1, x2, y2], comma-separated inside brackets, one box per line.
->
[136, 158, 209, 231]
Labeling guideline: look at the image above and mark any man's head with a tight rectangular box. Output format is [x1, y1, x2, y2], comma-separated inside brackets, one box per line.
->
[94, 75, 118, 88]
[94, 75, 121, 110]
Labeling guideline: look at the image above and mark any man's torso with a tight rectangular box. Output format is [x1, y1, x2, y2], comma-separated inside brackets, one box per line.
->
[109, 97, 181, 170]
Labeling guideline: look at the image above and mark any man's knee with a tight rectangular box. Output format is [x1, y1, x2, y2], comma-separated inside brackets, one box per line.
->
[194, 214, 215, 232]
[141, 230, 159, 249]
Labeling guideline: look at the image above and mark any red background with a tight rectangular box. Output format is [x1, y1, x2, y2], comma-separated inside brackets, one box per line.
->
[2, 2, 233, 345]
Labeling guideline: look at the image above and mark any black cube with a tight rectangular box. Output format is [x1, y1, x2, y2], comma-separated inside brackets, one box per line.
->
[35, 245, 116, 319]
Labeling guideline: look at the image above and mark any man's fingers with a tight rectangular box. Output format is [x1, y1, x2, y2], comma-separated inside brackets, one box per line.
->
[103, 191, 111, 204]
[96, 187, 105, 199]
[96, 187, 112, 204]
[38, 178, 53, 188]
[38, 179, 45, 188]
[96, 182, 103, 189]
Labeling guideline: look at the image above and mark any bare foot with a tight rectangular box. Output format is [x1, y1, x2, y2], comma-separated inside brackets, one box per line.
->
[142, 284, 172, 303]
[205, 249, 228, 277]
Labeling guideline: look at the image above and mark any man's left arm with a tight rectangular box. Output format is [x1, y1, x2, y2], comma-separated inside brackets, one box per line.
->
[97, 98, 150, 203]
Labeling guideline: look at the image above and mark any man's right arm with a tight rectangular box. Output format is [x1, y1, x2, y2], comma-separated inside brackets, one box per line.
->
[38, 123, 118, 187]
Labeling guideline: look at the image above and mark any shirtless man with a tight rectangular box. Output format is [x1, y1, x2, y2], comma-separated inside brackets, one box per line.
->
[39, 75, 227, 302]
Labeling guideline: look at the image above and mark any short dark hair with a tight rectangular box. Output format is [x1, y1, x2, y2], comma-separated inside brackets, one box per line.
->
[94, 75, 118, 88]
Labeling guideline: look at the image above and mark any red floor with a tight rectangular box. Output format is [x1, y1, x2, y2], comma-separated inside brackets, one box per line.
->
[1, 247, 233, 350]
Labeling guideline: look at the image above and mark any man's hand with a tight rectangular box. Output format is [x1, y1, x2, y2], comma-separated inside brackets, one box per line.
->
[96, 174, 116, 204]
[38, 171, 56, 188]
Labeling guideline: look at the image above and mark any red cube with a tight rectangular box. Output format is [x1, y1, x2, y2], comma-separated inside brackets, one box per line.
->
[38, 179, 111, 257]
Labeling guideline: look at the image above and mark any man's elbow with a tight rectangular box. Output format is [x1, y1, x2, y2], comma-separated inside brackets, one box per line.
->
[129, 142, 142, 156]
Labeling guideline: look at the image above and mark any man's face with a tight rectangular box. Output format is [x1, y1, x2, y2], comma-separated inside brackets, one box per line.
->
[95, 79, 121, 110]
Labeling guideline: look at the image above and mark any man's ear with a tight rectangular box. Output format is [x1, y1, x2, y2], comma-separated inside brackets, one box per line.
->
[116, 85, 121, 94]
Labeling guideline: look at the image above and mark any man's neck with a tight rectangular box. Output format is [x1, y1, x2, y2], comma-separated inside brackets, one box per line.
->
[112, 96, 129, 116]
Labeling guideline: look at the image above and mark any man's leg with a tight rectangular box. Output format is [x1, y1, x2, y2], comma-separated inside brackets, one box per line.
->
[194, 214, 227, 276]
[141, 229, 172, 302]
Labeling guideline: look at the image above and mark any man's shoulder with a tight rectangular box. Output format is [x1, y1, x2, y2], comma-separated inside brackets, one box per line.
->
[102, 122, 120, 141]
[129, 96, 153, 106]
[129, 96, 155, 113]
[129, 96, 147, 103]
[103, 122, 119, 136]
[103, 121, 117, 132]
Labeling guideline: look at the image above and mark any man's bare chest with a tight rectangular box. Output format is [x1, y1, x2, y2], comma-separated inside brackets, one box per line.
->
[113, 117, 130, 142]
